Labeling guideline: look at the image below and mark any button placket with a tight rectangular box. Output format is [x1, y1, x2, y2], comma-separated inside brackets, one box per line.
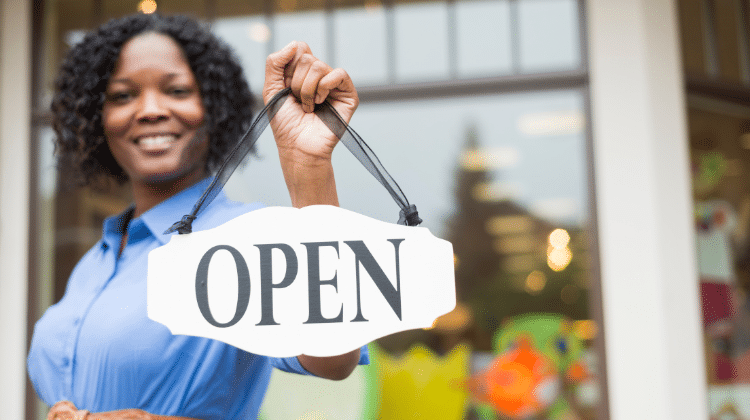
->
[67, 245, 119, 399]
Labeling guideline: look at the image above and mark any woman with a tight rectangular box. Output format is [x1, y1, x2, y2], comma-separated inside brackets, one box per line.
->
[28, 13, 366, 420]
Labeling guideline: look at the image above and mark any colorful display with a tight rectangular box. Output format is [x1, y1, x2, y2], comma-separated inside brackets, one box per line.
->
[377, 343, 471, 420]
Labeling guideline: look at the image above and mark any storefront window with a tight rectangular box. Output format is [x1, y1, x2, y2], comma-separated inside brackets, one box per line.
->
[334, 6, 389, 85]
[31, 0, 600, 419]
[227, 86, 601, 420]
[688, 100, 750, 419]
[517, 0, 580, 72]
[213, 15, 270, 94]
[273, 9, 329, 61]
[393, 2, 451, 81]
[455, 0, 513, 77]
[677, 0, 750, 416]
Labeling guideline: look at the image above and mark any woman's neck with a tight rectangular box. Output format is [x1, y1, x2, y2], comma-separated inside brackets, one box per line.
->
[130, 172, 207, 218]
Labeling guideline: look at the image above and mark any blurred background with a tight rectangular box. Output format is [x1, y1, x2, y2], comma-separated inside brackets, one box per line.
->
[2, 0, 750, 418]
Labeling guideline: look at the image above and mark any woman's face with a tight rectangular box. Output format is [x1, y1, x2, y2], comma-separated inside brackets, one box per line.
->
[102, 32, 207, 187]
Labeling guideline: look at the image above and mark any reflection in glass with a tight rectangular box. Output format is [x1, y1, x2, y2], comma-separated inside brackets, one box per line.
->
[230, 90, 600, 418]
[36, 126, 57, 312]
[334, 6, 388, 85]
[456, 0, 513, 77]
[273, 10, 328, 63]
[37, 1, 599, 418]
[518, 0, 581, 72]
[689, 106, 750, 419]
[394, 2, 450, 82]
[212, 15, 269, 94]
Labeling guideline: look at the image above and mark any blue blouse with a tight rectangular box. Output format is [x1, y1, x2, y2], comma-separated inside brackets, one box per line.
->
[27, 178, 369, 419]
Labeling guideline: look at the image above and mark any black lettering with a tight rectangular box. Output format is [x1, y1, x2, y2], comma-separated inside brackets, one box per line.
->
[195, 245, 250, 328]
[255, 243, 298, 326]
[302, 241, 343, 324]
[345, 239, 404, 322]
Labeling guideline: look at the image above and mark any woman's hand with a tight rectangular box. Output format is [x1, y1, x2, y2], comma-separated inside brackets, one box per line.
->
[48, 401, 83, 420]
[263, 41, 359, 208]
[298, 348, 361, 381]
[47, 401, 197, 420]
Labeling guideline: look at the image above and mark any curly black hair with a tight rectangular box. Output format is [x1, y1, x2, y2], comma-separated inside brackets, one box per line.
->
[52, 13, 255, 187]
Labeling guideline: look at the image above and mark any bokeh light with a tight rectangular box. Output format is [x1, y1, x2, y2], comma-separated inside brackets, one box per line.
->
[547, 246, 573, 271]
[547, 228, 573, 271]
[248, 23, 271, 43]
[486, 215, 533, 235]
[459, 147, 519, 171]
[493, 235, 534, 254]
[525, 270, 547, 294]
[137, 0, 157, 14]
[518, 110, 584, 136]
[573, 320, 598, 340]
[548, 228, 570, 248]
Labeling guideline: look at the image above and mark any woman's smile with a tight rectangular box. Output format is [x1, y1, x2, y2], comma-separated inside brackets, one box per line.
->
[102, 32, 207, 187]
[133, 133, 180, 153]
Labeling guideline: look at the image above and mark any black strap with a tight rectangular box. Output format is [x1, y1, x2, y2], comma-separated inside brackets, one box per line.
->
[165, 88, 421, 235]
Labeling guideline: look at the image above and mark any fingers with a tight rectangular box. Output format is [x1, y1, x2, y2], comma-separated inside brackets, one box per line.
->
[288, 55, 355, 115]
[283, 41, 313, 89]
[263, 41, 303, 104]
[319, 68, 356, 104]
[264, 41, 357, 114]
[293, 58, 332, 113]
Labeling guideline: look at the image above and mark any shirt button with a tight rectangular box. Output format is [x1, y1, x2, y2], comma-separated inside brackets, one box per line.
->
[62, 357, 69, 366]
[73, 318, 80, 325]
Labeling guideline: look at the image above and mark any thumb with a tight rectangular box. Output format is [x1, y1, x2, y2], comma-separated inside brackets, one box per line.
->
[263, 41, 298, 104]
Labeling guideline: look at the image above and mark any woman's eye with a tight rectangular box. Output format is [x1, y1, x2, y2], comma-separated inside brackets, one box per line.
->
[169, 87, 192, 96]
[107, 92, 132, 103]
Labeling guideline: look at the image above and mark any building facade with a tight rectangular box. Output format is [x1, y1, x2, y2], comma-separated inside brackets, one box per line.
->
[3, 0, 739, 418]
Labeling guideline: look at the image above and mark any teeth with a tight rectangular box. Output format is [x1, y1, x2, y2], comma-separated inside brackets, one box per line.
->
[139, 135, 176, 146]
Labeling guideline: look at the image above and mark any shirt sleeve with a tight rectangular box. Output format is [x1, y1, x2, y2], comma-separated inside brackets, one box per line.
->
[270, 345, 370, 376]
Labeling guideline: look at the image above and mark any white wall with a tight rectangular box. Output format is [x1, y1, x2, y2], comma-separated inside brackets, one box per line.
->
[586, 0, 708, 418]
[0, 0, 32, 419]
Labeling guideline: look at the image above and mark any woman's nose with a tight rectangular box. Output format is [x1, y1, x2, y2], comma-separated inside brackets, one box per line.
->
[136, 91, 169, 122]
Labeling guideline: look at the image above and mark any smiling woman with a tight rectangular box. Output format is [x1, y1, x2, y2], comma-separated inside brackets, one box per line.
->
[51, 14, 255, 192]
[102, 32, 209, 217]
[28, 13, 366, 420]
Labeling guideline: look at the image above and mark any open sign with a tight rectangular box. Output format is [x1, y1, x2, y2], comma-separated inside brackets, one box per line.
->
[147, 205, 455, 357]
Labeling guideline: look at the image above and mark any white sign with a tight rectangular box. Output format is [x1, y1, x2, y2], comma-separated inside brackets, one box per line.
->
[147, 205, 455, 357]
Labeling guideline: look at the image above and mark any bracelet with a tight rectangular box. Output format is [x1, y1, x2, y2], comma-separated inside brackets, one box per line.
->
[73, 410, 90, 420]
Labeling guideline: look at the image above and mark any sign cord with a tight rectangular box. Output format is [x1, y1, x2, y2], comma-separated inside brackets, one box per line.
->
[165, 88, 421, 235]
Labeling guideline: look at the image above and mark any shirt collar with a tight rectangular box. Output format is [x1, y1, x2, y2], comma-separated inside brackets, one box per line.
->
[103, 177, 225, 247]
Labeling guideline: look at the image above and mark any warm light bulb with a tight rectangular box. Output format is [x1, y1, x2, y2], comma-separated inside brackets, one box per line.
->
[547, 247, 572, 271]
[548, 228, 570, 248]
[137, 0, 157, 14]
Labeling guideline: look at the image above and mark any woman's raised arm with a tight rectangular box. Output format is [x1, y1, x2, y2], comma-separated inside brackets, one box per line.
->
[262, 41, 362, 380]
[262, 40, 359, 209]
